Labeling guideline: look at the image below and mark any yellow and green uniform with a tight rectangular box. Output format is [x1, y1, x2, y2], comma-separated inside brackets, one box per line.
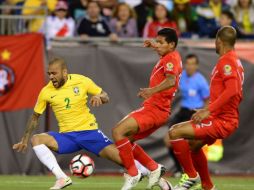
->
[34, 74, 102, 133]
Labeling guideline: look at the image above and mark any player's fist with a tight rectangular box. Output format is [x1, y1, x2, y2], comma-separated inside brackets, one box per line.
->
[90, 95, 102, 107]
[109, 33, 119, 42]
[138, 88, 155, 99]
[143, 40, 153, 48]
[13, 140, 28, 153]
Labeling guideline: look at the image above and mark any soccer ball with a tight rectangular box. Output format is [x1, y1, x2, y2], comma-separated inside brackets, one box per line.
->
[69, 154, 95, 178]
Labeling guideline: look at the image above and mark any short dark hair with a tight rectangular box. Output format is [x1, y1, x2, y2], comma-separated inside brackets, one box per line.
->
[217, 26, 237, 47]
[87, 1, 101, 9]
[221, 10, 234, 20]
[185, 54, 199, 64]
[157, 28, 178, 48]
[49, 57, 67, 70]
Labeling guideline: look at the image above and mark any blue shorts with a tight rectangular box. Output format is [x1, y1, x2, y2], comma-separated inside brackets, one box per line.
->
[48, 129, 113, 156]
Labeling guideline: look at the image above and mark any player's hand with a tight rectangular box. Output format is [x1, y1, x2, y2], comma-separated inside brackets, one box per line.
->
[13, 138, 28, 153]
[80, 34, 89, 41]
[137, 88, 155, 99]
[143, 40, 156, 48]
[90, 95, 102, 107]
[109, 33, 119, 42]
[191, 108, 210, 124]
[116, 21, 123, 31]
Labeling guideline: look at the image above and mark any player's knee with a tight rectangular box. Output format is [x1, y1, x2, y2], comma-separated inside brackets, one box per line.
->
[112, 125, 123, 141]
[168, 127, 180, 140]
[31, 134, 42, 146]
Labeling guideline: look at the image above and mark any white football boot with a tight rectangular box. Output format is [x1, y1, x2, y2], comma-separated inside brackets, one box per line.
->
[146, 164, 166, 189]
[121, 170, 142, 190]
[50, 177, 72, 189]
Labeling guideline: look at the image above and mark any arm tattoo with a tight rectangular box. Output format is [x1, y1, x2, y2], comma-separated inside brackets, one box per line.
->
[23, 114, 39, 141]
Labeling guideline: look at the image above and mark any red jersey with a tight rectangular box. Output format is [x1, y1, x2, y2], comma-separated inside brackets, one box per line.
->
[209, 50, 244, 122]
[144, 50, 182, 112]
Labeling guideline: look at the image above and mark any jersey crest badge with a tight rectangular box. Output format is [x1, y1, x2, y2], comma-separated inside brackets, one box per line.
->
[224, 65, 232, 75]
[166, 62, 174, 71]
[73, 87, 80, 95]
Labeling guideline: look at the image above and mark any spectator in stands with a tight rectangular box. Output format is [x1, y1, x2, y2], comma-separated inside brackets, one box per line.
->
[134, 0, 157, 36]
[3, 0, 25, 15]
[232, 0, 254, 35]
[109, 3, 138, 38]
[69, 0, 88, 20]
[98, 0, 118, 19]
[76, 1, 117, 41]
[1, 0, 12, 15]
[143, 3, 178, 38]
[196, 0, 229, 37]
[43, 1, 75, 40]
[209, 10, 243, 38]
[172, 0, 198, 38]
[22, 0, 58, 32]
[0, 0, 26, 34]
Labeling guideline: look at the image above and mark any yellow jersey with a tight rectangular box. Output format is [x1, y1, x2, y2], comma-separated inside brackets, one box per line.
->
[34, 74, 102, 133]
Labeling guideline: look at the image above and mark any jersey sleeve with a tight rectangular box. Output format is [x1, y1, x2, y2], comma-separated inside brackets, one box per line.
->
[86, 78, 102, 95]
[209, 78, 238, 112]
[34, 88, 47, 114]
[198, 75, 210, 99]
[162, 57, 180, 76]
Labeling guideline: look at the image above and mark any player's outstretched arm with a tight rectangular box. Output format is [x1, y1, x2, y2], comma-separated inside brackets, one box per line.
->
[138, 74, 176, 99]
[143, 40, 157, 49]
[90, 90, 109, 107]
[13, 112, 40, 153]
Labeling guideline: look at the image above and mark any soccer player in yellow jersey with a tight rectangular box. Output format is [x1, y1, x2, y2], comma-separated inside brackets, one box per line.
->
[13, 58, 171, 190]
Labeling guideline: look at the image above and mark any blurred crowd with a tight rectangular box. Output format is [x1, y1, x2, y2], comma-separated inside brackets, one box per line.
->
[1, 0, 254, 40]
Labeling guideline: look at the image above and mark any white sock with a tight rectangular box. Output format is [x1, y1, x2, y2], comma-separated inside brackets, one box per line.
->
[134, 160, 150, 176]
[33, 144, 68, 180]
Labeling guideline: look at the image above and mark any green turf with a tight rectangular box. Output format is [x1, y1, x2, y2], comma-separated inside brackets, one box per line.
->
[0, 175, 253, 190]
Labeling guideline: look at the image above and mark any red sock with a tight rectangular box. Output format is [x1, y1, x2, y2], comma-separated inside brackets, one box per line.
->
[132, 143, 158, 171]
[191, 149, 213, 190]
[171, 139, 197, 178]
[115, 138, 138, 176]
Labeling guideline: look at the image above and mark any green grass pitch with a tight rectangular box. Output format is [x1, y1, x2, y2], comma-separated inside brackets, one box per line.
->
[0, 175, 253, 190]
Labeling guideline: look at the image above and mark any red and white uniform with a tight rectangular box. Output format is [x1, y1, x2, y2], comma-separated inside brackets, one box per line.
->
[130, 51, 182, 140]
[193, 50, 244, 144]
[44, 16, 75, 39]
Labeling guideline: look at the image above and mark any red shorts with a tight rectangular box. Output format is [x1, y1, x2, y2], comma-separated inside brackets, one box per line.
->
[192, 117, 238, 145]
[129, 105, 169, 141]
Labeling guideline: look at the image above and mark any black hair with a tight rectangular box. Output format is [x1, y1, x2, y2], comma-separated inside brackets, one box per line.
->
[87, 1, 101, 9]
[157, 28, 178, 47]
[185, 54, 199, 64]
[221, 10, 235, 20]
